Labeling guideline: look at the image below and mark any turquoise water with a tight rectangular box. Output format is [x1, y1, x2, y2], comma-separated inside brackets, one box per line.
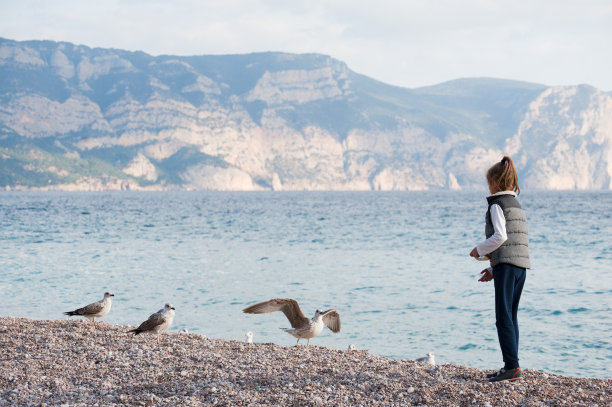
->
[1, 191, 610, 379]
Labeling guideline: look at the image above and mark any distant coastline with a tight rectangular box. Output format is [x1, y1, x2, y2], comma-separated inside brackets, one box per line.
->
[3, 186, 612, 192]
[2, 37, 611, 192]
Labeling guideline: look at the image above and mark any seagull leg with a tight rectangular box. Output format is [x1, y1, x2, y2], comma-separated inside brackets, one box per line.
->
[307, 338, 310, 346]
[295, 338, 300, 346]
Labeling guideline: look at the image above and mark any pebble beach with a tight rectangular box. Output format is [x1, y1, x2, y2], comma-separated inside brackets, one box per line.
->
[1, 317, 609, 406]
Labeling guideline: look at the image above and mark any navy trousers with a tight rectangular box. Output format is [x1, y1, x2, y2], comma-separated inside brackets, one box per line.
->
[493, 263, 526, 370]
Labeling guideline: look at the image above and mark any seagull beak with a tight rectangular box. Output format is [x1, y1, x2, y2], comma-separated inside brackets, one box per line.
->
[171, 307, 176, 310]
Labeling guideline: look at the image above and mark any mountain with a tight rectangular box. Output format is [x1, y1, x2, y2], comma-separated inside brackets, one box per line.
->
[1, 37, 611, 190]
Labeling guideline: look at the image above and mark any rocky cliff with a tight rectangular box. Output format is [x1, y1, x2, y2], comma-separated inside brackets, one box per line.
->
[1, 38, 610, 190]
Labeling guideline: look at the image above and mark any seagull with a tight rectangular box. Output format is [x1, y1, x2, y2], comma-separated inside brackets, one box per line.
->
[63, 292, 114, 323]
[242, 298, 341, 346]
[245, 331, 254, 343]
[128, 303, 175, 343]
[348, 344, 357, 351]
[416, 352, 435, 366]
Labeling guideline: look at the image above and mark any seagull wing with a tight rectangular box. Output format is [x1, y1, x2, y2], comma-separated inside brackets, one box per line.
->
[136, 310, 166, 332]
[69, 299, 105, 316]
[321, 309, 341, 333]
[243, 298, 309, 329]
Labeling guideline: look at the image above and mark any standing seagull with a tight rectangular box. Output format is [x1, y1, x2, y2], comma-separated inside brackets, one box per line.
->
[128, 303, 175, 343]
[63, 292, 114, 324]
[242, 298, 341, 346]
[416, 352, 436, 366]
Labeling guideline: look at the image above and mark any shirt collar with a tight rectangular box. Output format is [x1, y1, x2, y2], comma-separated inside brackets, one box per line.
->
[488, 190, 517, 198]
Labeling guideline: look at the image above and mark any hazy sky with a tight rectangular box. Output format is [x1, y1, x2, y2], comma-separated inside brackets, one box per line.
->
[1, 0, 611, 91]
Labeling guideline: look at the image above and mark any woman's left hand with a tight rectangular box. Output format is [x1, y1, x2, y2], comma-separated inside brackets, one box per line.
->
[469, 247, 479, 258]
[478, 269, 493, 282]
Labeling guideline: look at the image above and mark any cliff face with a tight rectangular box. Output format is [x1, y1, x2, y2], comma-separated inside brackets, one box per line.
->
[1, 38, 611, 190]
[507, 86, 612, 189]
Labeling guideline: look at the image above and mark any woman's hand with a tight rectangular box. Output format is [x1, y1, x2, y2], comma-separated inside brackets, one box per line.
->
[469, 247, 479, 258]
[478, 269, 493, 282]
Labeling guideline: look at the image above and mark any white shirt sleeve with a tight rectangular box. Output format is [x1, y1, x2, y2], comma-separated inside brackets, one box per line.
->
[476, 204, 507, 257]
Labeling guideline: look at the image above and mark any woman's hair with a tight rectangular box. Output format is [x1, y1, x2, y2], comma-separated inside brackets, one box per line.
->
[486, 156, 520, 195]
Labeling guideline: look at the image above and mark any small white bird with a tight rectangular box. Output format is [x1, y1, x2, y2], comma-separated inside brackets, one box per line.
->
[416, 352, 435, 365]
[242, 298, 341, 346]
[181, 328, 189, 334]
[348, 344, 357, 351]
[63, 292, 114, 324]
[245, 331, 254, 343]
[128, 303, 175, 343]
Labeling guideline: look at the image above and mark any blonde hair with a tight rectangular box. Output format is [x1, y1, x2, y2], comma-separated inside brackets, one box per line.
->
[486, 156, 520, 195]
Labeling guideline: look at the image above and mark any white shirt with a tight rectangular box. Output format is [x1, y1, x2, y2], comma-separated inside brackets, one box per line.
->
[476, 191, 516, 269]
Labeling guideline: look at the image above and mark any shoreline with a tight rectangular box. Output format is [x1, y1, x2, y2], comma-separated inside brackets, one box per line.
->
[1, 317, 609, 406]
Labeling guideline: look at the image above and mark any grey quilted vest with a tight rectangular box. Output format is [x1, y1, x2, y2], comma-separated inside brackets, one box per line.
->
[485, 194, 531, 269]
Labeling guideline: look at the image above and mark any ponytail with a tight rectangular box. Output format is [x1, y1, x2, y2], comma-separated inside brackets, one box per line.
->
[487, 156, 520, 195]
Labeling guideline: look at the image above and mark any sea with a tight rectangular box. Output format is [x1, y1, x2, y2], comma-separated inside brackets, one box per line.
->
[1, 191, 610, 379]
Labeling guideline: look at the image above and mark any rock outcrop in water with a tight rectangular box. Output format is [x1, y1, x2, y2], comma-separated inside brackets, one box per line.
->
[1, 37, 611, 190]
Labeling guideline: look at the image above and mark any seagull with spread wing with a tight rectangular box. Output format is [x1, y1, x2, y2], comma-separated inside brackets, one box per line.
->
[242, 298, 341, 346]
[63, 292, 114, 323]
[128, 303, 175, 343]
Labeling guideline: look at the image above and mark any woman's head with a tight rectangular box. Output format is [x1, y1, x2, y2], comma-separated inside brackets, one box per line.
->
[486, 156, 520, 195]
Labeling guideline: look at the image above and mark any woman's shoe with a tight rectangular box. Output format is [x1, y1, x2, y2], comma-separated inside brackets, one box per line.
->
[488, 367, 522, 382]
[486, 368, 505, 379]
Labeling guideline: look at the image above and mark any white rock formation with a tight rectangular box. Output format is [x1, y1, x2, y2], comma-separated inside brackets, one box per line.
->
[507, 86, 612, 189]
[123, 153, 158, 181]
[181, 165, 261, 191]
[1, 39, 611, 191]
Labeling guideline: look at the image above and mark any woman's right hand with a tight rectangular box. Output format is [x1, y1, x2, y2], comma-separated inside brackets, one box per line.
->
[478, 269, 493, 282]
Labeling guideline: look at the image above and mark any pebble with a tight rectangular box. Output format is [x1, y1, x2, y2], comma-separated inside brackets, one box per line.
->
[1, 316, 609, 406]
